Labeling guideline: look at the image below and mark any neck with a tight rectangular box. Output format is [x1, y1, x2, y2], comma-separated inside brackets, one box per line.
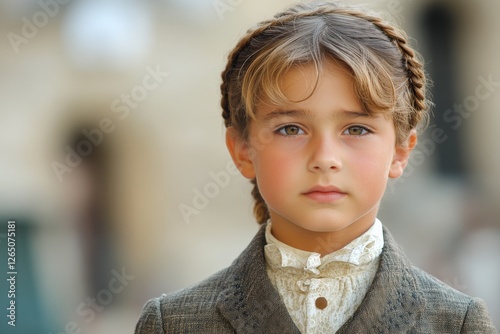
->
[269, 217, 375, 256]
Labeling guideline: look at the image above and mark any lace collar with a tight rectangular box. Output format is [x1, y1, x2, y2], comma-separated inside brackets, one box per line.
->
[264, 219, 384, 275]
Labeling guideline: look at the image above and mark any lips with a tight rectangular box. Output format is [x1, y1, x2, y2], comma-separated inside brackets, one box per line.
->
[303, 185, 346, 203]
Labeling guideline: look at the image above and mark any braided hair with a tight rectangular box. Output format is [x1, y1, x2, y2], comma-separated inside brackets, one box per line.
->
[221, 1, 431, 224]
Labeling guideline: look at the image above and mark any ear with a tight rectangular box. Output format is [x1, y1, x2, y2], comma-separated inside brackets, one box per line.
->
[226, 127, 256, 179]
[389, 129, 417, 179]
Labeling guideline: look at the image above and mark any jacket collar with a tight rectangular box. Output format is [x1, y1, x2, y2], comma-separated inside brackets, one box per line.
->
[216, 224, 300, 334]
[337, 227, 426, 332]
[216, 223, 425, 333]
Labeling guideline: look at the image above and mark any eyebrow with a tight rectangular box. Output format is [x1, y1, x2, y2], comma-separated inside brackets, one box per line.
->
[260, 108, 371, 122]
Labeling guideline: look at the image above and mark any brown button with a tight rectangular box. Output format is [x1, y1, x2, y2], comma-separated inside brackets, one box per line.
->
[315, 297, 328, 310]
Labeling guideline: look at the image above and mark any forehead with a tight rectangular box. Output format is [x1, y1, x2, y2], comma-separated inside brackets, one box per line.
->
[255, 59, 363, 117]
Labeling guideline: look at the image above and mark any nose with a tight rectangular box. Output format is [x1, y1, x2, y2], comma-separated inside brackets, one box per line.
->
[307, 135, 342, 172]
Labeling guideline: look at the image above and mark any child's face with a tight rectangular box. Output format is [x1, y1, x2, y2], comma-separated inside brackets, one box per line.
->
[227, 60, 414, 250]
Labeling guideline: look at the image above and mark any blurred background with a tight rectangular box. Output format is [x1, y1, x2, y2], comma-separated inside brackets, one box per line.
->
[0, 0, 498, 332]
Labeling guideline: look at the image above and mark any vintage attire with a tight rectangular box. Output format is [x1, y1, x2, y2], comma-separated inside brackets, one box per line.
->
[135, 222, 496, 333]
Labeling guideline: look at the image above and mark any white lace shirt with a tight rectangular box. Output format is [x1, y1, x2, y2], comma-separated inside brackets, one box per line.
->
[264, 219, 384, 333]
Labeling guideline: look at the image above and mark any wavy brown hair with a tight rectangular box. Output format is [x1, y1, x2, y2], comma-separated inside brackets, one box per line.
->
[221, 1, 431, 224]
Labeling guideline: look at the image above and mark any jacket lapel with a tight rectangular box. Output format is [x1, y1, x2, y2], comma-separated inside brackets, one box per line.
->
[217, 225, 425, 333]
[216, 224, 300, 334]
[338, 227, 426, 333]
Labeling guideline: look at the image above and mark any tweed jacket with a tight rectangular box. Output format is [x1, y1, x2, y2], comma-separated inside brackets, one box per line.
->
[135, 224, 496, 333]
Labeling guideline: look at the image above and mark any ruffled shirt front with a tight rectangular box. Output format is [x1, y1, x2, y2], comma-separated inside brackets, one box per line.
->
[264, 219, 384, 333]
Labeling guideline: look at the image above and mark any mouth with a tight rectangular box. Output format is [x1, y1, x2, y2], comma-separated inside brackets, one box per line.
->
[302, 185, 346, 203]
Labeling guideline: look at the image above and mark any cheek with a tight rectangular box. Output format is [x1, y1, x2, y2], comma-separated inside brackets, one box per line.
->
[256, 150, 296, 179]
[348, 149, 392, 189]
[252, 149, 300, 198]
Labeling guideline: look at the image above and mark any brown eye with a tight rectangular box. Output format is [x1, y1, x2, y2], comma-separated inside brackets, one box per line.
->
[346, 126, 368, 136]
[277, 125, 303, 136]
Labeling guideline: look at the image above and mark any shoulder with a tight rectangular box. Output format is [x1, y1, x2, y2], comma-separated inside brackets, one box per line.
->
[135, 224, 269, 334]
[159, 266, 231, 312]
[380, 227, 496, 332]
[135, 267, 234, 334]
[410, 265, 495, 330]
[410, 264, 480, 308]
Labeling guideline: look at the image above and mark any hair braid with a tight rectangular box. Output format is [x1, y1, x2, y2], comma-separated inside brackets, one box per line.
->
[290, 5, 429, 127]
[250, 179, 269, 224]
[221, 2, 430, 224]
[333, 9, 429, 128]
[220, 18, 287, 225]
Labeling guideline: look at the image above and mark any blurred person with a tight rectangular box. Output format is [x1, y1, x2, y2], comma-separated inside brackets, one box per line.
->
[135, 1, 496, 333]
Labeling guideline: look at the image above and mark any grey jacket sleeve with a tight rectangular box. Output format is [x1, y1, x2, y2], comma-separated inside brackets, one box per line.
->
[461, 298, 497, 333]
[135, 298, 164, 334]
